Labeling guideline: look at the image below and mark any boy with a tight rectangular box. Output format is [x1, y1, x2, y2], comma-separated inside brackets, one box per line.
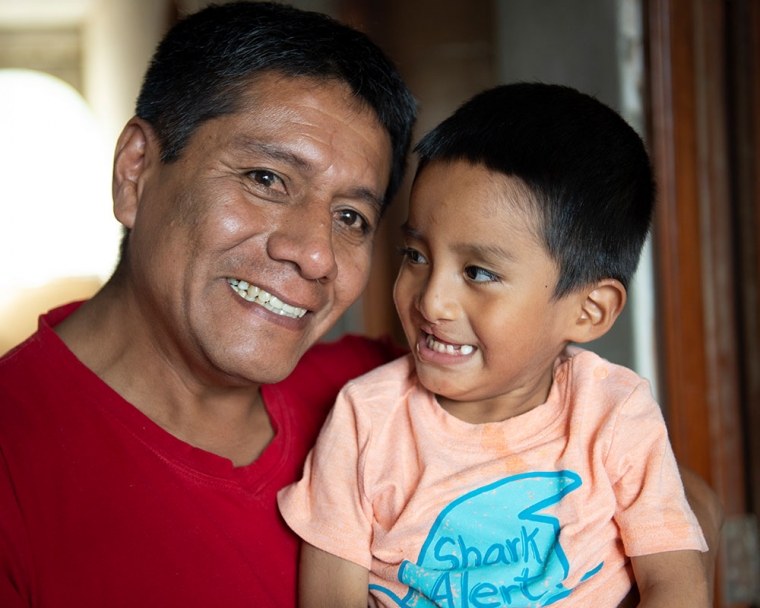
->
[278, 83, 708, 607]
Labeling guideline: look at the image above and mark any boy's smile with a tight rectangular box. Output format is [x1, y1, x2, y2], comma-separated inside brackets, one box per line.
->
[393, 160, 586, 424]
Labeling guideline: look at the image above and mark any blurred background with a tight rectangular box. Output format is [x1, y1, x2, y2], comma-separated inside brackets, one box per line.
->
[0, 0, 758, 605]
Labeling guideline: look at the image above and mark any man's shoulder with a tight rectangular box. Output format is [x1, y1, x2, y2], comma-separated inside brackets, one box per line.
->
[273, 334, 405, 406]
[0, 325, 52, 388]
[0, 302, 90, 426]
[296, 334, 405, 383]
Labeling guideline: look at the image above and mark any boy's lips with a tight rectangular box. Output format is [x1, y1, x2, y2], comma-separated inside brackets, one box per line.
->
[420, 330, 476, 356]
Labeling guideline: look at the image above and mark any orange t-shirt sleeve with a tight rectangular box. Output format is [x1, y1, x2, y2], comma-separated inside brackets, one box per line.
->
[607, 382, 707, 556]
[278, 381, 375, 569]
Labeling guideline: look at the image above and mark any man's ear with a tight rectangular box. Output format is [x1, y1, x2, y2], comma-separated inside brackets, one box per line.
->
[567, 279, 627, 344]
[112, 117, 158, 230]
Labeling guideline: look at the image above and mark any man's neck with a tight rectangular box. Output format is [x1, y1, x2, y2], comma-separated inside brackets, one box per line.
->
[54, 284, 274, 466]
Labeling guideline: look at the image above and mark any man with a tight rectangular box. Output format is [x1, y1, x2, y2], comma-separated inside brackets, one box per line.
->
[0, 3, 414, 606]
[0, 3, 720, 607]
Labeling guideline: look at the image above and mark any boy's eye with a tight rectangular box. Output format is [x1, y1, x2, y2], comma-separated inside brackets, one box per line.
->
[336, 209, 371, 235]
[465, 266, 498, 282]
[399, 247, 427, 265]
[248, 169, 286, 193]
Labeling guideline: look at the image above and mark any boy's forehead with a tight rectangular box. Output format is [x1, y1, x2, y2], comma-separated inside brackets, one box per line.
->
[406, 159, 562, 288]
[411, 160, 542, 230]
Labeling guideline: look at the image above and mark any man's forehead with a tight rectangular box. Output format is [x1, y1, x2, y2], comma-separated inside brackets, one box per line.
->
[235, 71, 377, 126]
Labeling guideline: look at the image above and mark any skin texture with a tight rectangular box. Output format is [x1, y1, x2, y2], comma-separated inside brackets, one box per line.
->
[681, 465, 724, 604]
[300, 544, 368, 608]
[298, 161, 709, 607]
[630, 550, 709, 607]
[55, 74, 392, 466]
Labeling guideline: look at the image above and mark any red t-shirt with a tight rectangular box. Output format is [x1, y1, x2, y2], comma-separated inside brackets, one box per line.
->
[0, 302, 402, 607]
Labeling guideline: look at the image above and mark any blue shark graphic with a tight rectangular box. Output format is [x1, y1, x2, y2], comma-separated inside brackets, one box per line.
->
[370, 471, 603, 607]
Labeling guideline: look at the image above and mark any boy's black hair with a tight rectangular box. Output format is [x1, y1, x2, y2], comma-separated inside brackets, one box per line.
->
[414, 83, 655, 297]
[136, 1, 417, 206]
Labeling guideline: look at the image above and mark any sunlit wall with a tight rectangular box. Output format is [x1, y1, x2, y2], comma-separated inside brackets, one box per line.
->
[0, 68, 121, 351]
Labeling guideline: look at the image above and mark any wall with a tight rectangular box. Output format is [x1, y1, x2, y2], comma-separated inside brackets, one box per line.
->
[83, 0, 171, 148]
[496, 0, 656, 387]
[0, 0, 171, 354]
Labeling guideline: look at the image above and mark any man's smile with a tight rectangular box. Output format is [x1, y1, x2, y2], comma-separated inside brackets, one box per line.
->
[227, 277, 308, 319]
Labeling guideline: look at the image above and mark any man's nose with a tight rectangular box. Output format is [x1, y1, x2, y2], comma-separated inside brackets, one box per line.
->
[267, 205, 338, 282]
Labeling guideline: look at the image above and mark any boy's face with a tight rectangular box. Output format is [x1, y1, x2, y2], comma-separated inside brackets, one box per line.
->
[394, 160, 584, 422]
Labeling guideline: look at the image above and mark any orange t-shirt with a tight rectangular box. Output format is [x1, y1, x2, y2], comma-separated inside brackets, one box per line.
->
[278, 347, 706, 607]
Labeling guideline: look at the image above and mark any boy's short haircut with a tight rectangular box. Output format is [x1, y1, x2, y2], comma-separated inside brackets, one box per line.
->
[414, 83, 655, 297]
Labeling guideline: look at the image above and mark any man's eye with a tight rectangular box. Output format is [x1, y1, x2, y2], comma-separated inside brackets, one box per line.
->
[465, 266, 498, 282]
[248, 170, 285, 192]
[336, 209, 370, 234]
[399, 247, 427, 265]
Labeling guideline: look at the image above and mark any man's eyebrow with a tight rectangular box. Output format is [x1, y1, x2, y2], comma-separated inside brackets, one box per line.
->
[343, 187, 384, 214]
[232, 137, 384, 212]
[231, 137, 313, 170]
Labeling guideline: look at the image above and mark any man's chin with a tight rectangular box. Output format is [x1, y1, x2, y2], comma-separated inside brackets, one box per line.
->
[209, 341, 314, 387]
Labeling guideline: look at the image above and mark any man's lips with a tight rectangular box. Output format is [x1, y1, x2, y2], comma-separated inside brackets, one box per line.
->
[226, 278, 307, 319]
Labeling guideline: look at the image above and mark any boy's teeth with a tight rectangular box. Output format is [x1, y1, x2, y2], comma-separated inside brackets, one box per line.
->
[226, 278, 306, 319]
[425, 334, 475, 356]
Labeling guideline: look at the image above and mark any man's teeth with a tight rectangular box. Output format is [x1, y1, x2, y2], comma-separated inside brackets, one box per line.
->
[227, 278, 307, 319]
[425, 334, 474, 356]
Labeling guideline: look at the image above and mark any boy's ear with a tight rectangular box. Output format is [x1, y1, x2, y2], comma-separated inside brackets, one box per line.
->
[566, 279, 627, 344]
[112, 117, 159, 230]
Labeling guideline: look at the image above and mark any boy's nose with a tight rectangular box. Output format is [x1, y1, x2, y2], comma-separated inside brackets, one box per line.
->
[417, 273, 460, 323]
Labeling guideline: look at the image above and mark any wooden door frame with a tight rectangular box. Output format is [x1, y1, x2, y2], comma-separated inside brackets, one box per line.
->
[647, 0, 746, 511]
[647, 0, 759, 604]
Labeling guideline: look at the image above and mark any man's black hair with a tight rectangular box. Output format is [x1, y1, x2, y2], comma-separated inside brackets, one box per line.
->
[414, 83, 655, 298]
[136, 1, 417, 205]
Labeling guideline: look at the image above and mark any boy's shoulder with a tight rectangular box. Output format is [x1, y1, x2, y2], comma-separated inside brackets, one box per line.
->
[342, 353, 417, 395]
[335, 354, 426, 420]
[559, 347, 663, 435]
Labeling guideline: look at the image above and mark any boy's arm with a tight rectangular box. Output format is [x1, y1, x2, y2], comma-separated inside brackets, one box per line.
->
[629, 550, 709, 607]
[615, 464, 724, 608]
[679, 464, 724, 602]
[298, 542, 368, 608]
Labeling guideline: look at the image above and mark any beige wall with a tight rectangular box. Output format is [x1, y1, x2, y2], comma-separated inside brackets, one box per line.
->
[0, 278, 102, 356]
[83, 0, 171, 147]
[0, 0, 171, 354]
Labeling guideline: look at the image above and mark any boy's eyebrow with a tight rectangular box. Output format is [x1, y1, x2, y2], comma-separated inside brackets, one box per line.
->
[455, 242, 516, 262]
[401, 222, 516, 261]
[400, 221, 421, 240]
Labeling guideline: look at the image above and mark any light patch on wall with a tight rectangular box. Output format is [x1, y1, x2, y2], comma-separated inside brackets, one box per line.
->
[0, 69, 120, 349]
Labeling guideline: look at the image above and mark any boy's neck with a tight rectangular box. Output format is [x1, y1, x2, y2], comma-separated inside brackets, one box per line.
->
[435, 360, 559, 425]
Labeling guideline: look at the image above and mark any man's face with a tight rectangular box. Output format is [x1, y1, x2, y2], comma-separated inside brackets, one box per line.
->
[121, 74, 392, 386]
